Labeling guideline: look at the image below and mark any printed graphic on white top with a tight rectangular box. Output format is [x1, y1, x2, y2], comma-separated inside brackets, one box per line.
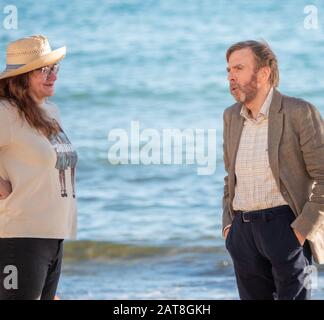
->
[49, 120, 78, 198]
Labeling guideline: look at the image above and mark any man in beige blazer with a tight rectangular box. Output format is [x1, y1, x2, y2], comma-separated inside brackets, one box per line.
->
[223, 40, 324, 300]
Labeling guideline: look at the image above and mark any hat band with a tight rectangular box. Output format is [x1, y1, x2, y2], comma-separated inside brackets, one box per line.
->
[5, 63, 26, 71]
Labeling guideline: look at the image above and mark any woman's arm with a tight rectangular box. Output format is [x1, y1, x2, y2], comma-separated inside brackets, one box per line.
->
[0, 104, 13, 200]
[0, 177, 12, 199]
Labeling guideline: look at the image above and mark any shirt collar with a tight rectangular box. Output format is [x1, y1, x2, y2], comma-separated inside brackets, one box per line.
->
[240, 87, 274, 122]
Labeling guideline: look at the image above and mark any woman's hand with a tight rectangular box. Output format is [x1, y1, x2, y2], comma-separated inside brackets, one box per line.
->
[0, 177, 12, 199]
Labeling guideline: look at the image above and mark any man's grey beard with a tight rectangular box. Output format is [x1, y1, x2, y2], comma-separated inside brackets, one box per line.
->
[233, 73, 258, 103]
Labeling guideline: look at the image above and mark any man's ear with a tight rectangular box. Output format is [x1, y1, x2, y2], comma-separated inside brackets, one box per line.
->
[258, 66, 271, 86]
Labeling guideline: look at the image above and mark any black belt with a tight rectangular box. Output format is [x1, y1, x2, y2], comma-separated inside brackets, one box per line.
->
[234, 205, 291, 223]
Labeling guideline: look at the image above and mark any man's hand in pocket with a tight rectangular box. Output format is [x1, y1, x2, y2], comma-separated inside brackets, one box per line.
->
[224, 225, 231, 240]
[293, 228, 306, 246]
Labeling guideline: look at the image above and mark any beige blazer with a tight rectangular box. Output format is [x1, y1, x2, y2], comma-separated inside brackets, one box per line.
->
[222, 89, 324, 263]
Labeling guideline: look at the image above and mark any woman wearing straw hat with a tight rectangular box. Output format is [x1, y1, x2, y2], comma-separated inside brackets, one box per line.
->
[0, 35, 77, 300]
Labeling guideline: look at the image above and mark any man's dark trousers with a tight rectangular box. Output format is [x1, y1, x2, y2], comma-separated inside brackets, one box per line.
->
[226, 205, 312, 300]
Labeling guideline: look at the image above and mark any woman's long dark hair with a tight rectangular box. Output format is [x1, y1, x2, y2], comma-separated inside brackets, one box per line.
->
[0, 72, 59, 138]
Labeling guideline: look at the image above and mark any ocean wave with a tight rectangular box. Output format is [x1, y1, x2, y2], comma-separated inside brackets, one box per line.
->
[63, 240, 224, 261]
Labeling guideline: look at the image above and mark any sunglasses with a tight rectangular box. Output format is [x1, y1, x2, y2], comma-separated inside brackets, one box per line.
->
[36, 63, 60, 80]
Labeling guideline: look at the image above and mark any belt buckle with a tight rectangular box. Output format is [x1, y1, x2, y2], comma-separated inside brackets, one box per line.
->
[242, 211, 251, 223]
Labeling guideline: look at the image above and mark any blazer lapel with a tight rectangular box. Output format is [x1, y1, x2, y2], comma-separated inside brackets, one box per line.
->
[268, 89, 283, 188]
[230, 108, 244, 171]
[229, 105, 244, 199]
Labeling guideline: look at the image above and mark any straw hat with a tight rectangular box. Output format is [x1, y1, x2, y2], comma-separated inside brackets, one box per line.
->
[0, 35, 66, 80]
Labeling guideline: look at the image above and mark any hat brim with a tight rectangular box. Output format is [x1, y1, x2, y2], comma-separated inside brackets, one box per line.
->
[0, 46, 66, 80]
